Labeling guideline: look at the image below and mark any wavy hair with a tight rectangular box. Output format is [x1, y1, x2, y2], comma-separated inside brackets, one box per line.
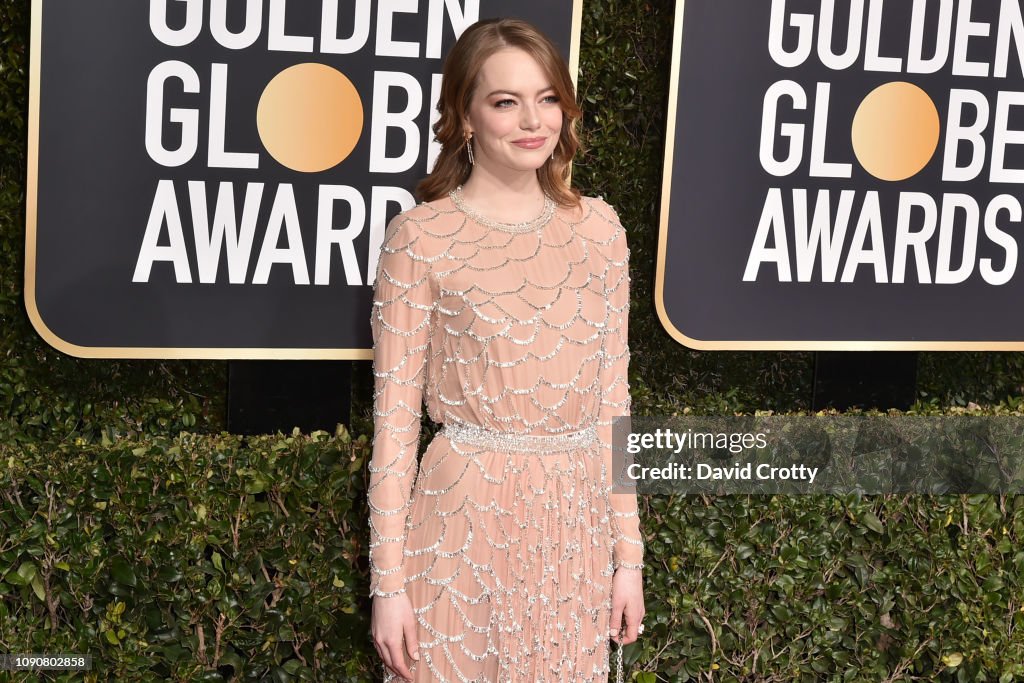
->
[415, 18, 583, 207]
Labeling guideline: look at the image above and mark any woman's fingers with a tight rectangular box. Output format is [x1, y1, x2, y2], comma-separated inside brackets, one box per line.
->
[385, 638, 415, 681]
[624, 601, 641, 643]
[376, 636, 394, 673]
[404, 617, 420, 663]
[611, 596, 646, 645]
[609, 600, 624, 641]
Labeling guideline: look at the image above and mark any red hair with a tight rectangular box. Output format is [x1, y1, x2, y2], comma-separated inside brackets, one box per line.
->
[415, 18, 582, 207]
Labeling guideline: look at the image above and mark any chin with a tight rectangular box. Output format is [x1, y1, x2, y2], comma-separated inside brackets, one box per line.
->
[515, 153, 553, 171]
[490, 160, 546, 174]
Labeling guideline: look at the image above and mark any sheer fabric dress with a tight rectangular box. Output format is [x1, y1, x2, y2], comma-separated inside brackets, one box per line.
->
[368, 193, 644, 682]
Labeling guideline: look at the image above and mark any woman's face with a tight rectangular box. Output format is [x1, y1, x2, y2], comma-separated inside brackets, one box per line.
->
[463, 47, 563, 176]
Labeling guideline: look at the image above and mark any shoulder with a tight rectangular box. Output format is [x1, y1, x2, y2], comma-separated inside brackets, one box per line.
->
[384, 198, 455, 249]
[577, 195, 629, 259]
[411, 194, 456, 218]
[386, 199, 446, 232]
[580, 195, 623, 225]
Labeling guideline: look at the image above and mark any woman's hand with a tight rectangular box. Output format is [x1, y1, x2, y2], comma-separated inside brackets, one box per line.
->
[609, 567, 645, 645]
[371, 593, 419, 681]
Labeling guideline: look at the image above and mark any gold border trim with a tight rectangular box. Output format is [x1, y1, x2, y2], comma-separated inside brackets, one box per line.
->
[653, 0, 1024, 351]
[22, 1, 583, 360]
[569, 0, 583, 89]
[565, 0, 583, 188]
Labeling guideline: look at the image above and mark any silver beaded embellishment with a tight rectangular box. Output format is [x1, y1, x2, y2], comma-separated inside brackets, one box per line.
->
[441, 418, 598, 454]
[449, 185, 556, 233]
[613, 560, 645, 571]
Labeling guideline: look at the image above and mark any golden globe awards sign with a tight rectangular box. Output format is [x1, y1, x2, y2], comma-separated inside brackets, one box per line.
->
[658, 0, 1024, 350]
[26, 1, 580, 358]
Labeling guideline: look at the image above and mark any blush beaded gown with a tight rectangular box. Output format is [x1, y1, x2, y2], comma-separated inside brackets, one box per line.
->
[368, 191, 644, 683]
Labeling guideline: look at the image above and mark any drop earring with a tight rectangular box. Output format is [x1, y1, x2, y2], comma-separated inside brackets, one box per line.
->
[466, 134, 475, 166]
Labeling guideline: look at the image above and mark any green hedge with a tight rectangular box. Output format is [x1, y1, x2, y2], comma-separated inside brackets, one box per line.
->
[1, 429, 373, 682]
[3, 429, 1024, 681]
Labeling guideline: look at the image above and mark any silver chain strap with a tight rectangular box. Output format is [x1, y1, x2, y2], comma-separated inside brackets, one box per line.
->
[615, 629, 624, 683]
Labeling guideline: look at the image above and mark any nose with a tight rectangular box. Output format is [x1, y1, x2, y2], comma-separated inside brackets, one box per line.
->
[520, 102, 541, 131]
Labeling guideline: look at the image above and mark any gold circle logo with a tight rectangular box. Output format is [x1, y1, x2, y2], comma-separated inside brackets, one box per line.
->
[851, 82, 940, 182]
[257, 63, 363, 173]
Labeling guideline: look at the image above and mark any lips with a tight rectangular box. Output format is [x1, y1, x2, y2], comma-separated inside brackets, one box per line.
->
[512, 137, 547, 149]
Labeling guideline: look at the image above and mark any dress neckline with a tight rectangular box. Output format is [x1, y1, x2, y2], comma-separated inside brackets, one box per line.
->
[449, 185, 555, 233]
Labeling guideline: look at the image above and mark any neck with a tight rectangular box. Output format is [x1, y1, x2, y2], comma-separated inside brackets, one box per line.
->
[458, 165, 547, 221]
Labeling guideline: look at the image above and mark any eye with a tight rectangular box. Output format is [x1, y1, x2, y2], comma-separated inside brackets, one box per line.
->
[494, 99, 516, 108]
[542, 95, 560, 104]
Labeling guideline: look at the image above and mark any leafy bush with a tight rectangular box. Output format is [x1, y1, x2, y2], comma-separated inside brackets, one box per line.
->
[1, 428, 375, 682]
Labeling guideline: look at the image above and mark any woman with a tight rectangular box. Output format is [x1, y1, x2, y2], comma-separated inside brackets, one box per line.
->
[368, 17, 645, 682]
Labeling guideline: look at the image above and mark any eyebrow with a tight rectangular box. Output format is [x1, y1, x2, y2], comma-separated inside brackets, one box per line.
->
[485, 86, 556, 98]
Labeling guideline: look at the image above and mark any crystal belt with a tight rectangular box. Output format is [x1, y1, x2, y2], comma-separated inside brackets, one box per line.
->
[440, 419, 598, 454]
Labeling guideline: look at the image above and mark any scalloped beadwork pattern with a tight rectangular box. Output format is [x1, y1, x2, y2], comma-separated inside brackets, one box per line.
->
[368, 195, 643, 682]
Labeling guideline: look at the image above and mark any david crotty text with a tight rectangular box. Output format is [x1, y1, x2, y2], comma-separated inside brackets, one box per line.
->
[627, 462, 819, 483]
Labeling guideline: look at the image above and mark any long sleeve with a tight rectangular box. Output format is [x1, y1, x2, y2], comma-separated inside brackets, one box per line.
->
[598, 206, 645, 572]
[367, 214, 434, 598]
